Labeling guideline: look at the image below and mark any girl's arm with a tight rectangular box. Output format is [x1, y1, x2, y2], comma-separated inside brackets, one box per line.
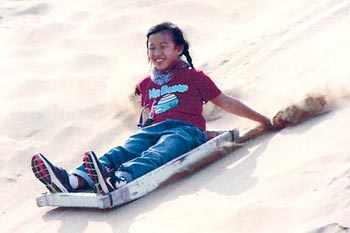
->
[210, 93, 274, 130]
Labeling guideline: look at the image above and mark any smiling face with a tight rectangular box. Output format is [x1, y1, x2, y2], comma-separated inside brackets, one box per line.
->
[147, 31, 184, 71]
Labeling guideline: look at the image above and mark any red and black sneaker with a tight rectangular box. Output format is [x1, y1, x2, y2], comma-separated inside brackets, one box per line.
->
[31, 153, 73, 193]
[83, 151, 126, 195]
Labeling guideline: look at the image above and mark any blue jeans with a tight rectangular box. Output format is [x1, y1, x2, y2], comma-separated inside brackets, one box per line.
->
[73, 119, 207, 187]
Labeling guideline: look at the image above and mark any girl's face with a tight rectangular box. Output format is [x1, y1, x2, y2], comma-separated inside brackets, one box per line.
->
[147, 31, 183, 71]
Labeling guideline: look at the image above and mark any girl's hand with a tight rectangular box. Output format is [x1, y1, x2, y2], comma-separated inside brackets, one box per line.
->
[260, 116, 276, 131]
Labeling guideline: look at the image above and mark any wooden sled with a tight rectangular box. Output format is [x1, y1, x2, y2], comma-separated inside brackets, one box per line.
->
[36, 129, 239, 209]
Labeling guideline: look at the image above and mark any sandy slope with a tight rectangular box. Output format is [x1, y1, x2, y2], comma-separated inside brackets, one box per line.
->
[0, 0, 349, 232]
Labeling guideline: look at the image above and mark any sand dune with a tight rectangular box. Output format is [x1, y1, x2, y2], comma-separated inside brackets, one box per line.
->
[0, 0, 349, 232]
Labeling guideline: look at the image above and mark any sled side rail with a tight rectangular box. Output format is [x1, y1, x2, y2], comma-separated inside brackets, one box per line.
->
[106, 129, 238, 208]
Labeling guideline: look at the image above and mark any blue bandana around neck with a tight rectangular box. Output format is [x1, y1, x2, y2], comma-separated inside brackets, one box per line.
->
[151, 60, 189, 85]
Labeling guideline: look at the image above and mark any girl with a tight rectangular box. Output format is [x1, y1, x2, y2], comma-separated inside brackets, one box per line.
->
[31, 22, 274, 195]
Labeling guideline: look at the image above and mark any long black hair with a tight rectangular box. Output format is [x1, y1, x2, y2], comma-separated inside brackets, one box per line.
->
[146, 22, 194, 69]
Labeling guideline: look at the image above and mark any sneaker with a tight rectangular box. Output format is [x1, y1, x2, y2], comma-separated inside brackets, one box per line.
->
[83, 151, 127, 195]
[31, 153, 73, 193]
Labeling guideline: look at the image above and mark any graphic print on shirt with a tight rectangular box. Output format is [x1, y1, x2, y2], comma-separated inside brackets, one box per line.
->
[154, 94, 178, 114]
[149, 84, 189, 115]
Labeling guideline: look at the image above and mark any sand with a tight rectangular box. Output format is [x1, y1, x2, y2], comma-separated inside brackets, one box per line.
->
[0, 0, 349, 232]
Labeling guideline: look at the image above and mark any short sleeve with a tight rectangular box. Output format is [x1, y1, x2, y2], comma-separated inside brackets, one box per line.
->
[193, 70, 221, 103]
[137, 76, 152, 107]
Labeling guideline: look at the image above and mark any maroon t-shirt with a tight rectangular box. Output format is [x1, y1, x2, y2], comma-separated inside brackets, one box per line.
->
[137, 68, 221, 131]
